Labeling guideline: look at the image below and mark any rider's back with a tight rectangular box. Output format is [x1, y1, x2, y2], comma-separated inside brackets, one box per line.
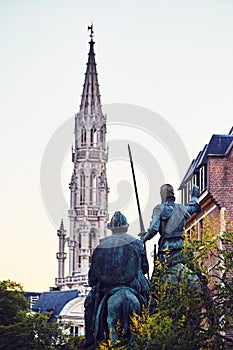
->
[90, 233, 140, 287]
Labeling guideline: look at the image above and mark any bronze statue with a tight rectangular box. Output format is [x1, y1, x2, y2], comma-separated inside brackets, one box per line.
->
[82, 211, 149, 348]
[142, 184, 200, 267]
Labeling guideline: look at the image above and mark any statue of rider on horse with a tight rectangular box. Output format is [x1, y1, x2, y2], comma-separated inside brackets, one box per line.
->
[82, 211, 150, 349]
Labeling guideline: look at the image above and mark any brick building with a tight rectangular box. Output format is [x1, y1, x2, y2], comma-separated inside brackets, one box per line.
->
[179, 127, 233, 240]
[179, 128, 233, 345]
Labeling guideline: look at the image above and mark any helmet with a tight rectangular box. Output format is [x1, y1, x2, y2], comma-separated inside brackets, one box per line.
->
[160, 184, 175, 203]
[107, 211, 129, 231]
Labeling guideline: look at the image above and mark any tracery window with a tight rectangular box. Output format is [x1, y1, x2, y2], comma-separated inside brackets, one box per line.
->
[100, 126, 105, 145]
[81, 127, 87, 146]
[80, 173, 86, 205]
[90, 174, 97, 205]
[90, 128, 97, 146]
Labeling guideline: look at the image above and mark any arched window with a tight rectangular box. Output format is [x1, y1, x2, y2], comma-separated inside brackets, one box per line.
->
[79, 173, 85, 205]
[90, 174, 97, 205]
[100, 126, 105, 145]
[81, 127, 87, 146]
[89, 230, 98, 251]
[90, 128, 97, 147]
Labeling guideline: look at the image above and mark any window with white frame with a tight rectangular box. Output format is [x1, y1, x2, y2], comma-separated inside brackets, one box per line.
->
[192, 174, 197, 187]
[199, 166, 205, 192]
[70, 325, 79, 336]
[187, 180, 192, 202]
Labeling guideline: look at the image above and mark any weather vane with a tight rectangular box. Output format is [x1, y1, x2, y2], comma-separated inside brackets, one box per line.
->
[88, 23, 94, 38]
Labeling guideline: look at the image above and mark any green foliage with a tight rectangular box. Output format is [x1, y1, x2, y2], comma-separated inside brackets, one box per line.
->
[131, 260, 208, 349]
[194, 228, 233, 347]
[131, 228, 233, 350]
[0, 280, 28, 326]
[0, 280, 78, 350]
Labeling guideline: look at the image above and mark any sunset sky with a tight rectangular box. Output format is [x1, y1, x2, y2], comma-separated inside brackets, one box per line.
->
[0, 0, 233, 291]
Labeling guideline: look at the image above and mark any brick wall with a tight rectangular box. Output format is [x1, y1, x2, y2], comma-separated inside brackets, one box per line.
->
[208, 145, 233, 225]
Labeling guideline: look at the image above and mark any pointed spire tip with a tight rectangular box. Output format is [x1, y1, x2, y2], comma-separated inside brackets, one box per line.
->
[60, 219, 64, 231]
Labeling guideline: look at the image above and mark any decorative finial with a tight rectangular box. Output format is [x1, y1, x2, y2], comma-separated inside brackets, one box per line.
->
[88, 23, 94, 39]
[60, 219, 64, 231]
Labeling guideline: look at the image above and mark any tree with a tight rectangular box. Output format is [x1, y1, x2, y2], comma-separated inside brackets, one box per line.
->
[131, 224, 233, 350]
[0, 280, 28, 326]
[0, 280, 79, 350]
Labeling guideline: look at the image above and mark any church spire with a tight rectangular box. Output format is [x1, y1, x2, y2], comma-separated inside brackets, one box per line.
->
[79, 24, 102, 114]
[56, 26, 108, 292]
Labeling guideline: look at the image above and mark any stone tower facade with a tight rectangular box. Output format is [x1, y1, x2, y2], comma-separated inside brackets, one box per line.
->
[55, 28, 109, 292]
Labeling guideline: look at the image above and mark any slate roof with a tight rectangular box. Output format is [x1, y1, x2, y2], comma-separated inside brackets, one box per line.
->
[32, 290, 79, 317]
[179, 132, 233, 188]
[200, 134, 233, 164]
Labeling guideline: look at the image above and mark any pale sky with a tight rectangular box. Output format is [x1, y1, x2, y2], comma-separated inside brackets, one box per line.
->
[0, 0, 233, 291]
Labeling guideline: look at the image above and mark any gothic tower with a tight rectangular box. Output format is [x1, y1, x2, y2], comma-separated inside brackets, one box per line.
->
[55, 27, 109, 292]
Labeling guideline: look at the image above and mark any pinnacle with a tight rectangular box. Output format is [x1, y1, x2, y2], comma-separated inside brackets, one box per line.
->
[60, 219, 64, 231]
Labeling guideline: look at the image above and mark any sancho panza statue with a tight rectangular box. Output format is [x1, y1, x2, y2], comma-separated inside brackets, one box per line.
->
[82, 211, 149, 348]
[142, 184, 200, 266]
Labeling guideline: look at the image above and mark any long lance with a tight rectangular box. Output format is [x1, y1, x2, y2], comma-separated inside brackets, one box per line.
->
[128, 144, 150, 279]
[128, 144, 146, 237]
